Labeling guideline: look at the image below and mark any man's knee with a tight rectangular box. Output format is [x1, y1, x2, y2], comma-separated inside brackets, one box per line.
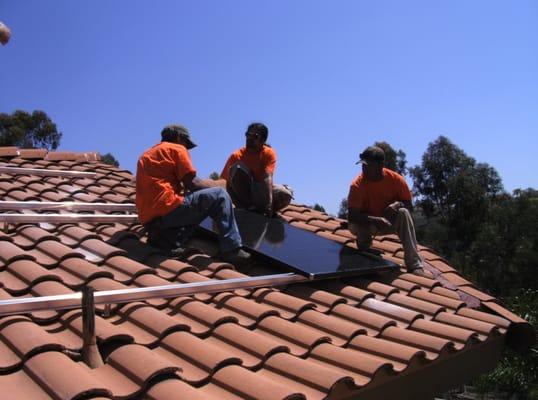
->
[348, 222, 360, 236]
[396, 207, 413, 223]
[272, 184, 293, 211]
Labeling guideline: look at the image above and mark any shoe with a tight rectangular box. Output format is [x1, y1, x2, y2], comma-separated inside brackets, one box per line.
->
[219, 248, 251, 265]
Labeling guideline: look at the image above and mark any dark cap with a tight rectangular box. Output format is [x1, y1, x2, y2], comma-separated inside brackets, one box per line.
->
[355, 146, 385, 165]
[161, 124, 197, 149]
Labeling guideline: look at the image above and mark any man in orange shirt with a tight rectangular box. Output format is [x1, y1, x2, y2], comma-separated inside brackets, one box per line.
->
[221, 123, 292, 217]
[347, 146, 426, 276]
[136, 124, 249, 263]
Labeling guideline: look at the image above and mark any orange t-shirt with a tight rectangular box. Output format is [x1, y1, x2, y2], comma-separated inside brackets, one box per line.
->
[221, 145, 276, 182]
[135, 141, 196, 224]
[347, 168, 412, 217]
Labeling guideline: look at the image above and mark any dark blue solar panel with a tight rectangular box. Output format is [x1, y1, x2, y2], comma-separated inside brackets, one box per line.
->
[199, 209, 398, 279]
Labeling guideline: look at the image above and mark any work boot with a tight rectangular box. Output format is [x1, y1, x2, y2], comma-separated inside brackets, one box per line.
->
[219, 248, 251, 265]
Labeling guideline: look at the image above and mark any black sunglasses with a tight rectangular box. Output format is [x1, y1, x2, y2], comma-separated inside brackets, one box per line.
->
[245, 132, 262, 139]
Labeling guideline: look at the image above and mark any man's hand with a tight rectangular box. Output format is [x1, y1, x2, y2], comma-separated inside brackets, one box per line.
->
[370, 216, 392, 229]
[384, 201, 403, 221]
[263, 204, 274, 218]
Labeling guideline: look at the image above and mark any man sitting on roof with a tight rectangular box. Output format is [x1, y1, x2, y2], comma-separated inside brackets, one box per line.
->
[347, 145, 426, 276]
[136, 124, 250, 264]
[220, 122, 293, 217]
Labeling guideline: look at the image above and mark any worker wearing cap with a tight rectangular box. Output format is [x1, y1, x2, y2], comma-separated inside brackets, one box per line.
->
[136, 124, 250, 263]
[220, 122, 293, 217]
[347, 145, 426, 276]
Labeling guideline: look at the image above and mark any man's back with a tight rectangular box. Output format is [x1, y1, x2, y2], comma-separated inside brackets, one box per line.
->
[136, 141, 196, 224]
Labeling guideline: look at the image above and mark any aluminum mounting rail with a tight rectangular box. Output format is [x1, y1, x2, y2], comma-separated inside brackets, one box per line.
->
[0, 166, 97, 178]
[0, 273, 308, 317]
[0, 201, 137, 212]
[0, 213, 139, 224]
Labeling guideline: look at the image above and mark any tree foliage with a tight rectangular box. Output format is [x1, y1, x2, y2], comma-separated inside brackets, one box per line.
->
[337, 198, 348, 219]
[100, 152, 120, 167]
[409, 136, 504, 255]
[209, 171, 220, 181]
[311, 203, 326, 213]
[374, 141, 407, 175]
[0, 110, 62, 150]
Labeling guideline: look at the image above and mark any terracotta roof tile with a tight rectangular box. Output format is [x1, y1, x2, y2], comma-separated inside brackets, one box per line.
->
[320, 281, 375, 306]
[295, 309, 368, 346]
[387, 292, 445, 317]
[330, 303, 397, 335]
[26, 351, 112, 398]
[252, 288, 316, 319]
[284, 285, 347, 312]
[256, 316, 331, 356]
[0, 241, 36, 268]
[0, 147, 19, 157]
[409, 288, 466, 311]
[209, 322, 289, 368]
[213, 293, 279, 327]
[361, 297, 423, 327]
[261, 353, 354, 399]
[168, 298, 238, 335]
[212, 364, 307, 400]
[380, 326, 454, 359]
[348, 334, 427, 370]
[93, 344, 179, 398]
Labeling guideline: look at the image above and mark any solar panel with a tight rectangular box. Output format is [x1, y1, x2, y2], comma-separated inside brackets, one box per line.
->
[200, 209, 398, 279]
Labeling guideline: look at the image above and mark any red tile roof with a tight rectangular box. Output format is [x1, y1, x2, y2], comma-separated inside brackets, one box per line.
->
[0, 147, 534, 399]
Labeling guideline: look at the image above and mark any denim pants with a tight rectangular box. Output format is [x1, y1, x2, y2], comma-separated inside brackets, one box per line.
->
[160, 187, 242, 252]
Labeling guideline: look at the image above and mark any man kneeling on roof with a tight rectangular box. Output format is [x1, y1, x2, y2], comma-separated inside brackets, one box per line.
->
[136, 124, 250, 264]
[347, 145, 427, 276]
[220, 122, 293, 217]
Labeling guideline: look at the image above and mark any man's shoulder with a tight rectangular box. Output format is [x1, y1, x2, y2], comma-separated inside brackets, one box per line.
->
[262, 145, 276, 158]
[351, 174, 364, 187]
[382, 168, 406, 183]
[230, 147, 246, 158]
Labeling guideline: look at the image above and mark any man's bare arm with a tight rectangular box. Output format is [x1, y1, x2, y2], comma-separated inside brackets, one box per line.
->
[262, 173, 273, 216]
[182, 173, 225, 192]
[348, 207, 391, 229]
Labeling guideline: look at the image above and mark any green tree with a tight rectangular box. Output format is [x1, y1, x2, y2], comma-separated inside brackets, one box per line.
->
[312, 203, 326, 213]
[209, 171, 220, 180]
[0, 110, 62, 150]
[374, 141, 407, 175]
[409, 136, 503, 256]
[101, 152, 119, 167]
[337, 198, 348, 219]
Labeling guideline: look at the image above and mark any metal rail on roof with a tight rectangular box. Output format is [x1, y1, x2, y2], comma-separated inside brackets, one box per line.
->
[0, 273, 307, 317]
[0, 213, 139, 224]
[0, 201, 137, 212]
[0, 166, 97, 178]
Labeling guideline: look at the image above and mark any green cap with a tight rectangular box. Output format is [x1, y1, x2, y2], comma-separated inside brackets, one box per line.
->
[161, 124, 197, 149]
[356, 146, 385, 165]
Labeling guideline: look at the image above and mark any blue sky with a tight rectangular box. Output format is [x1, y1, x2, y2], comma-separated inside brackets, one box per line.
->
[1, 1, 537, 214]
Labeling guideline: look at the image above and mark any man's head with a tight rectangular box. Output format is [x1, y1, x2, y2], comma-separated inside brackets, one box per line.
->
[161, 124, 197, 149]
[356, 146, 385, 181]
[245, 122, 268, 151]
[0, 22, 11, 46]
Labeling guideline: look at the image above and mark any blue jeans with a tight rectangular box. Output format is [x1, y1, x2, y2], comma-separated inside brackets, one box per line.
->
[160, 187, 242, 252]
